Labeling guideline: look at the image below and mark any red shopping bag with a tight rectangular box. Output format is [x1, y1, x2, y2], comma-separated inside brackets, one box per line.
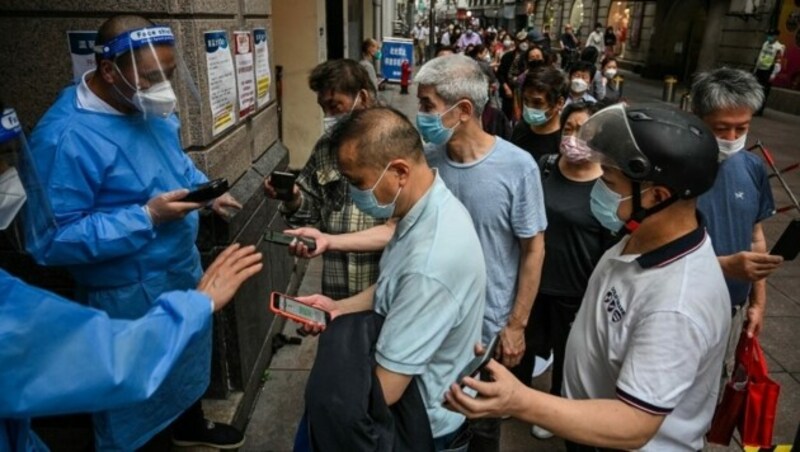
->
[740, 336, 780, 447]
[707, 333, 749, 445]
[706, 333, 780, 447]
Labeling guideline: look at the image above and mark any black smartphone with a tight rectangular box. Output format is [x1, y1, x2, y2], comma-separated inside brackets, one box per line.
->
[271, 171, 296, 202]
[455, 334, 501, 387]
[770, 219, 800, 261]
[264, 230, 317, 251]
[184, 178, 229, 203]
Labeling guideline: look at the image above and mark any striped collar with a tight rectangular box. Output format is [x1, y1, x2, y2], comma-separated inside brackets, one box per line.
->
[636, 213, 708, 269]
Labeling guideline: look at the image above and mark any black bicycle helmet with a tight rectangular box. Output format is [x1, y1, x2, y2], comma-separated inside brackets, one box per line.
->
[578, 103, 719, 232]
[579, 103, 719, 198]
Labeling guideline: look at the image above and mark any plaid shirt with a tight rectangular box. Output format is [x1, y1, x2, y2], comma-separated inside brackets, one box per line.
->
[281, 136, 384, 300]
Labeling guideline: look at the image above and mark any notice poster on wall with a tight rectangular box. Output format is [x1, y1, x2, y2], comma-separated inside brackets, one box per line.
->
[253, 28, 272, 108]
[67, 31, 98, 83]
[233, 31, 256, 119]
[205, 30, 237, 136]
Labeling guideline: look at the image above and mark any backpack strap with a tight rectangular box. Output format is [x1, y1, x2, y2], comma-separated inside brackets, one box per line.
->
[538, 153, 559, 179]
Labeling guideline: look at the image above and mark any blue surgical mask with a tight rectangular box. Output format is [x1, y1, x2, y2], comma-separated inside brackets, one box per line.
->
[523, 106, 549, 126]
[349, 163, 402, 219]
[416, 103, 461, 145]
[590, 179, 651, 232]
[590, 179, 629, 232]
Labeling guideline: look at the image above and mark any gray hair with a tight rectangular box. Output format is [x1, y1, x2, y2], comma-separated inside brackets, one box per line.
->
[415, 54, 489, 117]
[690, 67, 764, 117]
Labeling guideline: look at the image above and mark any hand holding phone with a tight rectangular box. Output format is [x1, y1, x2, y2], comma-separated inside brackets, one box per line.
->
[270, 171, 297, 202]
[270, 292, 331, 326]
[264, 230, 317, 251]
[770, 219, 800, 261]
[184, 178, 229, 203]
[455, 334, 501, 387]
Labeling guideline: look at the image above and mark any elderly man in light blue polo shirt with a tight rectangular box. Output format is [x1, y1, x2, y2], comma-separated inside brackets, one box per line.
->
[299, 106, 486, 450]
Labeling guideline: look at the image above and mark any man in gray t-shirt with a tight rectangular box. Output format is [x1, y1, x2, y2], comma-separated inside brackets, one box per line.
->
[417, 55, 546, 452]
[425, 139, 546, 344]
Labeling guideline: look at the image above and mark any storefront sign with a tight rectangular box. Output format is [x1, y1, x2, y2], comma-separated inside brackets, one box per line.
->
[380, 38, 414, 82]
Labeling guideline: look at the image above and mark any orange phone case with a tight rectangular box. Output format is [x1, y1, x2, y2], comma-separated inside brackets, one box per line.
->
[269, 291, 328, 325]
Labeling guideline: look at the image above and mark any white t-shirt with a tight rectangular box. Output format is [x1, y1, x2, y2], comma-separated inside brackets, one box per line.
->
[586, 30, 605, 53]
[564, 221, 731, 451]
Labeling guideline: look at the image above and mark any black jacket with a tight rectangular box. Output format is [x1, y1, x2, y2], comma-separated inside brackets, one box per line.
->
[304, 311, 435, 452]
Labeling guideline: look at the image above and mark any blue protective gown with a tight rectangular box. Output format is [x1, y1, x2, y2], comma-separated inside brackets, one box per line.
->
[26, 86, 212, 450]
[0, 269, 212, 452]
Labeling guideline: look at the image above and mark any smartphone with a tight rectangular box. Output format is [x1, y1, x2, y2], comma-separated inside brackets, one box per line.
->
[264, 230, 317, 251]
[271, 171, 297, 202]
[770, 219, 800, 261]
[270, 291, 330, 325]
[455, 334, 501, 387]
[184, 178, 229, 203]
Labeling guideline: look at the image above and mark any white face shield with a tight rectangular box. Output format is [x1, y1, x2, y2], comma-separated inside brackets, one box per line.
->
[0, 108, 57, 253]
[576, 103, 652, 179]
[96, 25, 201, 120]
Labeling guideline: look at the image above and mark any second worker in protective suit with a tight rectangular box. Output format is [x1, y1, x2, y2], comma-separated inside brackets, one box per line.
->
[26, 15, 245, 450]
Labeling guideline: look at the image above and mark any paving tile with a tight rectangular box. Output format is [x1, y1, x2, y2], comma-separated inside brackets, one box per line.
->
[242, 370, 309, 452]
[770, 372, 800, 445]
[759, 316, 800, 373]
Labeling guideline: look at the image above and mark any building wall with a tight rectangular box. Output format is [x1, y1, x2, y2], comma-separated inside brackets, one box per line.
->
[273, 0, 327, 168]
[0, 0, 303, 435]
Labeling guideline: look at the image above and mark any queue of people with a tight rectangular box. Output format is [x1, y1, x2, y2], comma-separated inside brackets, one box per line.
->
[0, 12, 787, 452]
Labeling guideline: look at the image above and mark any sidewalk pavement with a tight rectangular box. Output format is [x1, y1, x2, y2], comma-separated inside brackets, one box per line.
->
[242, 74, 799, 451]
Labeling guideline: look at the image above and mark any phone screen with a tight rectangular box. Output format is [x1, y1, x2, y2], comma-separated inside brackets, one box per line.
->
[265, 231, 295, 246]
[279, 295, 327, 324]
[455, 334, 500, 386]
[770, 219, 800, 261]
[264, 231, 317, 250]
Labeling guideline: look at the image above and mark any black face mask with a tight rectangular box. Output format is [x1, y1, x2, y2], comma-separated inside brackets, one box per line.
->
[527, 60, 545, 71]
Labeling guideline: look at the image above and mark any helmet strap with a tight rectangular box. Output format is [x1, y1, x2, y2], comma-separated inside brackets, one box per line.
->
[621, 181, 678, 235]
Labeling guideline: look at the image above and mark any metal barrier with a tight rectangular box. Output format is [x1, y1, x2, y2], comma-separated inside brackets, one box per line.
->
[749, 140, 800, 215]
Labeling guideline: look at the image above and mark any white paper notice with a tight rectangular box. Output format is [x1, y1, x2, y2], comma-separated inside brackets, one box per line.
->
[253, 28, 272, 108]
[205, 30, 237, 136]
[67, 31, 98, 83]
[233, 31, 256, 119]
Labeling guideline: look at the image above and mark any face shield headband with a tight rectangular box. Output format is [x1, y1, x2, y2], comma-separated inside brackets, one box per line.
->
[0, 108, 58, 253]
[96, 26, 176, 61]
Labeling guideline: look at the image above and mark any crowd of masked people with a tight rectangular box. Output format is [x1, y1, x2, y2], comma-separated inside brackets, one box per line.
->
[0, 12, 787, 452]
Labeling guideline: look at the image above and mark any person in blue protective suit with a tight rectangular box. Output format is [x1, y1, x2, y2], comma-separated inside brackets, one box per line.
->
[26, 15, 246, 450]
[0, 106, 263, 452]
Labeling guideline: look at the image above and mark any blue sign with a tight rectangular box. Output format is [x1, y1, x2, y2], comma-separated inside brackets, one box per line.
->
[380, 38, 414, 83]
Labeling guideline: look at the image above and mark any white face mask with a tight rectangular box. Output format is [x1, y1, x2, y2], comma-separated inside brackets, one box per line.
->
[571, 78, 589, 93]
[604, 69, 617, 79]
[716, 134, 747, 161]
[132, 81, 178, 118]
[114, 64, 177, 118]
[0, 167, 27, 230]
[323, 93, 361, 135]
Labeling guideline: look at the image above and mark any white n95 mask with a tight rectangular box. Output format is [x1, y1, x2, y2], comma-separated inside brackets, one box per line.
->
[0, 167, 28, 230]
[132, 81, 178, 118]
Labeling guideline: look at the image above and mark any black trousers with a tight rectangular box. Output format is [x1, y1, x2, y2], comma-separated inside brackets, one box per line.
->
[511, 293, 582, 397]
[754, 68, 773, 115]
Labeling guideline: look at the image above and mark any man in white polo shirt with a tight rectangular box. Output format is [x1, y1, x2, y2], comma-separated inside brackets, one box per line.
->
[445, 104, 731, 451]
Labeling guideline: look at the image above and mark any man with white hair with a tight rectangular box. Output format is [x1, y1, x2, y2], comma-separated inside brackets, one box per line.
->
[416, 54, 546, 451]
[691, 67, 782, 388]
